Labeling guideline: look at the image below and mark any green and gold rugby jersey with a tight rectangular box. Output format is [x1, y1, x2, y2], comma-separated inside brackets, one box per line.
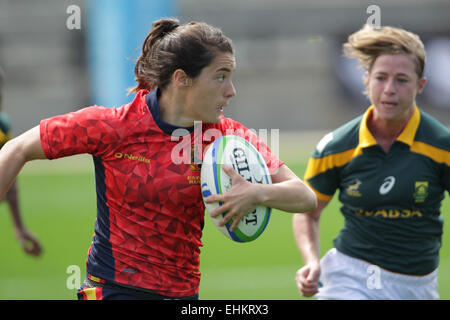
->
[0, 112, 11, 147]
[305, 106, 450, 275]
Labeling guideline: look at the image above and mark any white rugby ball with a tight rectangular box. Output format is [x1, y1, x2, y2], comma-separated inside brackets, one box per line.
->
[201, 135, 272, 242]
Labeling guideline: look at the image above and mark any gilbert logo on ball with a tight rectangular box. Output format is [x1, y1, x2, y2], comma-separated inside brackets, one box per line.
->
[201, 135, 272, 242]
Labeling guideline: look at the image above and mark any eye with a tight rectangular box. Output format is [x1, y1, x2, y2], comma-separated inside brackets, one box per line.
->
[217, 74, 226, 83]
[397, 78, 408, 83]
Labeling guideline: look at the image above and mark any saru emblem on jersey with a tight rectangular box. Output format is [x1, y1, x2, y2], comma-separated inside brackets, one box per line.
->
[346, 179, 362, 197]
[414, 181, 429, 203]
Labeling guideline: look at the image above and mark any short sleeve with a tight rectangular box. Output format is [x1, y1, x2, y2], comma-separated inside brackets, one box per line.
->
[304, 132, 340, 202]
[40, 105, 123, 160]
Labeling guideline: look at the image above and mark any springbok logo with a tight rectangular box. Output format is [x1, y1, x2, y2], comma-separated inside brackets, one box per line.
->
[379, 176, 396, 195]
[346, 179, 362, 197]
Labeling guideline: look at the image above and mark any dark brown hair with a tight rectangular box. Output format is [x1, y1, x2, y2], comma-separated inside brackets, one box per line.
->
[129, 18, 234, 93]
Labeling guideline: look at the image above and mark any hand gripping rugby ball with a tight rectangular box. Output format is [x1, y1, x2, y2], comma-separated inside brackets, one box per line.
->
[201, 135, 272, 242]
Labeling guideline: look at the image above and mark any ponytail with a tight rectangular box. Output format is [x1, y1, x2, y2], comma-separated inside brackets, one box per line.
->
[129, 18, 233, 94]
[129, 18, 180, 93]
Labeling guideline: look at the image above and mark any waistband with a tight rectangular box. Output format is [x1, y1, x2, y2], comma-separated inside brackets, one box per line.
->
[330, 249, 438, 286]
[86, 274, 198, 300]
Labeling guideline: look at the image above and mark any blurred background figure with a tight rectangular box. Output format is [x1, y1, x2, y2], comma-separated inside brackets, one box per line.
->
[0, 66, 42, 257]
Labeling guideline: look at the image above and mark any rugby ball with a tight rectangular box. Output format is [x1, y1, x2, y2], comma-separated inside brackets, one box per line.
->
[201, 135, 272, 242]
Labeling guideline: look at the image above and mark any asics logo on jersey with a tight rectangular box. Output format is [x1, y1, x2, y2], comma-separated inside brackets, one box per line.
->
[379, 176, 395, 195]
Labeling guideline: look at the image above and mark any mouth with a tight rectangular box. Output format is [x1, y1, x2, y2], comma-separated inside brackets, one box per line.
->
[381, 101, 398, 108]
[217, 102, 228, 112]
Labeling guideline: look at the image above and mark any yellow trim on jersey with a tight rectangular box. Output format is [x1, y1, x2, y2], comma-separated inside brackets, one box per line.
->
[358, 105, 421, 148]
[304, 147, 362, 180]
[397, 106, 421, 146]
[305, 181, 333, 202]
[89, 275, 103, 283]
[411, 141, 450, 166]
[0, 130, 10, 145]
[305, 105, 438, 200]
[358, 106, 378, 148]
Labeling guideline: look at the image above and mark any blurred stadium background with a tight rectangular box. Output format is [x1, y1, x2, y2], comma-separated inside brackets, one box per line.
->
[0, 0, 449, 300]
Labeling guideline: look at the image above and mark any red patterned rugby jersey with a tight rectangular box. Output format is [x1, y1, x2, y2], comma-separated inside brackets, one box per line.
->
[40, 89, 283, 297]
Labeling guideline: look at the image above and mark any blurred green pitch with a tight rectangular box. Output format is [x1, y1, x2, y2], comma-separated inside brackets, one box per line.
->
[0, 138, 449, 300]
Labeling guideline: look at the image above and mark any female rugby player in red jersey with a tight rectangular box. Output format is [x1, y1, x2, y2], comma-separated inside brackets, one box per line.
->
[0, 18, 317, 300]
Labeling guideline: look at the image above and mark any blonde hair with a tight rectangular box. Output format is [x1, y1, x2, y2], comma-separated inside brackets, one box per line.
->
[343, 24, 426, 94]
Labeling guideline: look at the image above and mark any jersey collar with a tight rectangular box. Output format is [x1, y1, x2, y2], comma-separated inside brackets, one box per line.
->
[359, 105, 421, 148]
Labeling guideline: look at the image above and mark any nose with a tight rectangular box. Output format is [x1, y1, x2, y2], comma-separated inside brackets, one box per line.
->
[384, 78, 396, 95]
[225, 81, 236, 99]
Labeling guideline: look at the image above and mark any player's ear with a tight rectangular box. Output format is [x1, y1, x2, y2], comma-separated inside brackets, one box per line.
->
[173, 69, 192, 88]
[417, 77, 427, 94]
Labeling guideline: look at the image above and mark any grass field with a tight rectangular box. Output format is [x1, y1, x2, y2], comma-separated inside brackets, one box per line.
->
[0, 136, 449, 300]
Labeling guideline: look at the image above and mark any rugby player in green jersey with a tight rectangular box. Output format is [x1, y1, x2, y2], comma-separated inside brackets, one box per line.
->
[293, 24, 450, 299]
[0, 67, 42, 257]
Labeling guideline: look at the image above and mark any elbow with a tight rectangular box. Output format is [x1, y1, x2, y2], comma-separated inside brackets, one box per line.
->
[297, 182, 318, 213]
[304, 188, 318, 213]
[3, 138, 27, 164]
[310, 191, 319, 212]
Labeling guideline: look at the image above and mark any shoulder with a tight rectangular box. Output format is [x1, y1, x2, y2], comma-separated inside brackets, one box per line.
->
[415, 110, 450, 151]
[0, 112, 11, 134]
[206, 116, 254, 137]
[312, 115, 363, 158]
[65, 92, 150, 126]
[212, 116, 246, 131]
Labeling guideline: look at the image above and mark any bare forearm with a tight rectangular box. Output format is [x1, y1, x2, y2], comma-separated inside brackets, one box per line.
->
[292, 201, 328, 264]
[259, 164, 318, 213]
[293, 212, 320, 264]
[0, 142, 27, 201]
[0, 126, 46, 201]
[6, 181, 23, 229]
[258, 179, 317, 213]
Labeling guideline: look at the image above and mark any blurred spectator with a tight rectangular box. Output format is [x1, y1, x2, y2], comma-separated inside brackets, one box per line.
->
[0, 67, 42, 257]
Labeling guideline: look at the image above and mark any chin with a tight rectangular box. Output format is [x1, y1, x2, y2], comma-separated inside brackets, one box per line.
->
[210, 113, 223, 124]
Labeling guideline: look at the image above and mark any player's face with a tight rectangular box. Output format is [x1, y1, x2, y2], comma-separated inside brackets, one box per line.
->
[184, 52, 236, 123]
[367, 54, 426, 123]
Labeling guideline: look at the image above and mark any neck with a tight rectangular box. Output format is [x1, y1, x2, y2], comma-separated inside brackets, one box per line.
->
[158, 88, 193, 127]
[368, 107, 414, 141]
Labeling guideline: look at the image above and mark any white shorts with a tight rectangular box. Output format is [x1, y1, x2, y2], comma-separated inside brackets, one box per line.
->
[316, 248, 439, 300]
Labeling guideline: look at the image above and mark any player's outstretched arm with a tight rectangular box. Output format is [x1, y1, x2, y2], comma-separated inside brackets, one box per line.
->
[0, 125, 46, 201]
